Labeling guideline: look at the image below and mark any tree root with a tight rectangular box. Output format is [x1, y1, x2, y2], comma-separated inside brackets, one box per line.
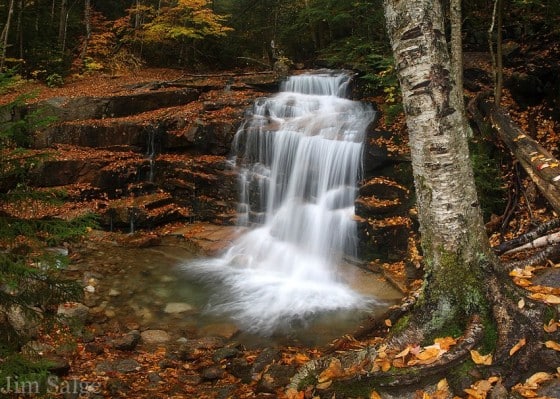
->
[288, 316, 484, 391]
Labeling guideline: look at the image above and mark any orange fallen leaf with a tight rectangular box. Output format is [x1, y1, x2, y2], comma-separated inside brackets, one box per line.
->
[370, 390, 382, 399]
[470, 350, 493, 365]
[384, 319, 392, 327]
[509, 338, 526, 356]
[525, 371, 553, 387]
[544, 319, 559, 333]
[317, 358, 343, 383]
[544, 340, 560, 351]
[434, 336, 457, 351]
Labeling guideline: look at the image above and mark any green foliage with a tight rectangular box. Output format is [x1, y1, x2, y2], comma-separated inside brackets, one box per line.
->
[45, 73, 64, 88]
[469, 137, 507, 221]
[0, 353, 52, 393]
[0, 72, 90, 354]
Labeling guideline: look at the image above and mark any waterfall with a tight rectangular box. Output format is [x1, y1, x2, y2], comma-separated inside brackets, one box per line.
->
[186, 71, 376, 334]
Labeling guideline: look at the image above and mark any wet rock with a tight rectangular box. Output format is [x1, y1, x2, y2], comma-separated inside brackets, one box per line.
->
[21, 341, 55, 357]
[164, 302, 194, 314]
[106, 378, 129, 395]
[199, 322, 239, 339]
[212, 347, 240, 363]
[4, 305, 41, 339]
[226, 358, 252, 384]
[57, 302, 90, 325]
[201, 366, 224, 381]
[115, 359, 141, 373]
[46, 356, 71, 376]
[538, 379, 560, 398]
[189, 336, 227, 350]
[95, 360, 114, 373]
[252, 348, 281, 374]
[256, 364, 297, 394]
[147, 372, 162, 384]
[141, 329, 170, 344]
[85, 342, 104, 355]
[112, 330, 140, 351]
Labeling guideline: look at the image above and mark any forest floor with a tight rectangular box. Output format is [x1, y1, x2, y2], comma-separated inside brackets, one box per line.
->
[4, 45, 560, 397]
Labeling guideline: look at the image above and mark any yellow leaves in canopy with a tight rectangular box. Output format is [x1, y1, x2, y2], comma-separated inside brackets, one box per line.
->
[142, 0, 233, 43]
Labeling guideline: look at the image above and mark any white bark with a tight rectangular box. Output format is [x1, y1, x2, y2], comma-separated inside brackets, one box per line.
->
[383, 0, 491, 319]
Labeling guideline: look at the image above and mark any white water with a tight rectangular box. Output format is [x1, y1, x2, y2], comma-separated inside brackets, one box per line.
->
[186, 72, 377, 334]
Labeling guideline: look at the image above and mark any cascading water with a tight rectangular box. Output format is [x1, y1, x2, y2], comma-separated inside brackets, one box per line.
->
[186, 71, 378, 334]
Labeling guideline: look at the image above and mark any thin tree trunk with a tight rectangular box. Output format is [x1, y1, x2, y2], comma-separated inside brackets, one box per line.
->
[383, 0, 491, 329]
[58, 0, 68, 49]
[488, 0, 503, 104]
[0, 0, 15, 72]
[450, 0, 470, 137]
[16, 0, 23, 60]
[80, 0, 92, 62]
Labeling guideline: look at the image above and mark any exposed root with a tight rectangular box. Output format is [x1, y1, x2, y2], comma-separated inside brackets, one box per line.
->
[288, 316, 484, 391]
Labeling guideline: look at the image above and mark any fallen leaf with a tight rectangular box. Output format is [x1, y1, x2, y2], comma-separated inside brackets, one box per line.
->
[544, 340, 560, 351]
[434, 336, 457, 351]
[317, 358, 343, 383]
[470, 350, 493, 365]
[525, 371, 553, 386]
[509, 338, 526, 356]
[316, 380, 332, 390]
[518, 298, 525, 309]
[384, 319, 392, 327]
[395, 346, 410, 358]
[544, 319, 559, 333]
[370, 390, 382, 399]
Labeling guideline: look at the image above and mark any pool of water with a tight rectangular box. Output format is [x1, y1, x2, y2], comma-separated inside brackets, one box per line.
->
[77, 239, 402, 348]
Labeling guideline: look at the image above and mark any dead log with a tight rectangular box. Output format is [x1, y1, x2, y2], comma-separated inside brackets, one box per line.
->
[479, 100, 560, 215]
[494, 218, 560, 254]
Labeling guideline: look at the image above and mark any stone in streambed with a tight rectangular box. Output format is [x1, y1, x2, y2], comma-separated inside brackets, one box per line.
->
[163, 302, 194, 314]
[141, 329, 170, 344]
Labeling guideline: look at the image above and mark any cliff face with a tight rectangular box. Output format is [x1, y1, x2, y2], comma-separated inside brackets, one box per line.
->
[7, 70, 414, 271]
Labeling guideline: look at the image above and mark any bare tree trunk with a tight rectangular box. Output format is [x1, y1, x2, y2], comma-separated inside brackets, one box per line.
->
[80, 0, 92, 62]
[58, 0, 68, 49]
[16, 0, 23, 60]
[488, 0, 504, 104]
[0, 0, 15, 72]
[383, 0, 491, 330]
[450, 0, 471, 138]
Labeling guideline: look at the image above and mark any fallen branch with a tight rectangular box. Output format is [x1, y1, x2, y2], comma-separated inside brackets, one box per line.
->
[504, 243, 560, 270]
[503, 231, 560, 255]
[494, 218, 560, 254]
[478, 100, 560, 215]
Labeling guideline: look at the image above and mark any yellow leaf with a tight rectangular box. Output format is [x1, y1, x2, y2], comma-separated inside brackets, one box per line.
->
[434, 336, 457, 351]
[470, 350, 493, 365]
[529, 293, 560, 304]
[545, 340, 560, 351]
[463, 388, 484, 399]
[316, 380, 332, 390]
[370, 390, 382, 399]
[392, 357, 406, 368]
[525, 371, 553, 386]
[384, 319, 392, 327]
[395, 346, 410, 358]
[437, 378, 449, 391]
[416, 346, 441, 361]
[544, 319, 559, 333]
[285, 388, 305, 399]
[509, 338, 526, 356]
[317, 358, 343, 383]
[380, 358, 391, 372]
[518, 298, 525, 308]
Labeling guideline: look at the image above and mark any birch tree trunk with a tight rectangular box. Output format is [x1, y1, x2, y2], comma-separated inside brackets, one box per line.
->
[383, 0, 492, 331]
[0, 0, 15, 72]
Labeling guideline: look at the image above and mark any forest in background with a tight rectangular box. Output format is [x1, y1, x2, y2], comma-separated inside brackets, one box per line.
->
[0, 0, 557, 92]
[2, 1, 560, 398]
